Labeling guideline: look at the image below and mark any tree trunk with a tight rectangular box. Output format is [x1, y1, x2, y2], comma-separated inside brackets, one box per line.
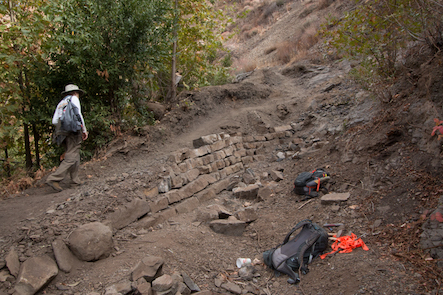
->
[4, 147, 11, 178]
[32, 123, 40, 169]
[24, 122, 32, 171]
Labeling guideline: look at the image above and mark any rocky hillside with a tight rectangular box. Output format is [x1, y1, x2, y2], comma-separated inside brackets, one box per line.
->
[0, 0, 442, 295]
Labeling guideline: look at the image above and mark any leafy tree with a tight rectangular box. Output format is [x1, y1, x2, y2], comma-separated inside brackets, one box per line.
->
[0, 0, 54, 176]
[175, 0, 233, 89]
[322, 0, 443, 93]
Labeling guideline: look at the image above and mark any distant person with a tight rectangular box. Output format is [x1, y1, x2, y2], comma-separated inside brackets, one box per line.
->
[46, 84, 88, 192]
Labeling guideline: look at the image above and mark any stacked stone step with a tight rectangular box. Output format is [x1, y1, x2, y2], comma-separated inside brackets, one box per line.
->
[140, 127, 293, 228]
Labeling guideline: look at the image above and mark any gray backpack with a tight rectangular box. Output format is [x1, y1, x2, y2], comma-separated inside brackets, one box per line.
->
[263, 220, 329, 284]
[60, 96, 82, 133]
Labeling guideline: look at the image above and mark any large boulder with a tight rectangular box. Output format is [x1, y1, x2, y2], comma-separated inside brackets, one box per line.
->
[68, 222, 113, 261]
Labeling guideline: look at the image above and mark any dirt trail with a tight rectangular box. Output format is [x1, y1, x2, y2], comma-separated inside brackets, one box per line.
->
[1, 0, 443, 294]
[1, 60, 440, 295]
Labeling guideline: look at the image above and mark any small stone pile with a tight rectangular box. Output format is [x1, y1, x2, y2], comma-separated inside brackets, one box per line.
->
[2, 221, 211, 295]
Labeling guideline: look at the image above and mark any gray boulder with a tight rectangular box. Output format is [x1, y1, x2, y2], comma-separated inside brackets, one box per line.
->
[68, 222, 113, 261]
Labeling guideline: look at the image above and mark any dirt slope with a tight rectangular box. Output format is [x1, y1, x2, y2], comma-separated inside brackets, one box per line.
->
[1, 0, 442, 295]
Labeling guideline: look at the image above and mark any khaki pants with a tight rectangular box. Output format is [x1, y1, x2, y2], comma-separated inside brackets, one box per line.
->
[47, 132, 82, 184]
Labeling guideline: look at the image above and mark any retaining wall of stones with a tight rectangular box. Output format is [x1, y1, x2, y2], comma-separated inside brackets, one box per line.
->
[138, 126, 295, 228]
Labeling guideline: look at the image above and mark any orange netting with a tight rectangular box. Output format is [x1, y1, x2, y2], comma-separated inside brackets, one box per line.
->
[320, 233, 369, 259]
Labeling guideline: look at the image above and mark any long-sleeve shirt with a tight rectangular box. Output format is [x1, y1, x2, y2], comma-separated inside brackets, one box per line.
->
[52, 95, 87, 133]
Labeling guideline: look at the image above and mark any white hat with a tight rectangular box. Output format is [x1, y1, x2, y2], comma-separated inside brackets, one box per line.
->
[61, 84, 85, 95]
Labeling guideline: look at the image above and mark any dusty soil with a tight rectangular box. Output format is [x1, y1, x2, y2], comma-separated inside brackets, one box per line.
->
[1, 1, 443, 295]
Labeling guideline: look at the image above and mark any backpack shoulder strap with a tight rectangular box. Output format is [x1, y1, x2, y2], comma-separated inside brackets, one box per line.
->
[282, 219, 313, 244]
[295, 229, 320, 273]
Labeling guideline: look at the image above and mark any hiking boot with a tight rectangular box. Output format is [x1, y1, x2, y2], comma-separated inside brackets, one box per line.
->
[70, 181, 85, 187]
[47, 181, 63, 192]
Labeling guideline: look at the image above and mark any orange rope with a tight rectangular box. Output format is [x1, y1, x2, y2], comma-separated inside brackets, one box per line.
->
[320, 233, 369, 259]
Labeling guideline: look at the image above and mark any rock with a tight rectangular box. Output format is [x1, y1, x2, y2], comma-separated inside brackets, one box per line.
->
[320, 192, 350, 204]
[145, 102, 165, 120]
[52, 239, 80, 272]
[181, 271, 201, 293]
[14, 255, 58, 295]
[272, 125, 292, 132]
[158, 177, 172, 193]
[0, 269, 13, 282]
[207, 204, 232, 219]
[68, 222, 114, 261]
[177, 282, 191, 295]
[242, 171, 256, 184]
[276, 152, 285, 160]
[221, 282, 242, 294]
[5, 246, 20, 277]
[193, 134, 222, 148]
[257, 186, 274, 200]
[131, 256, 164, 283]
[238, 264, 255, 280]
[232, 184, 260, 200]
[144, 187, 159, 199]
[105, 198, 151, 230]
[135, 278, 152, 295]
[209, 217, 247, 236]
[373, 219, 382, 229]
[270, 170, 284, 182]
[195, 207, 220, 222]
[104, 285, 120, 295]
[193, 291, 212, 295]
[234, 208, 258, 223]
[113, 279, 133, 294]
[152, 274, 174, 293]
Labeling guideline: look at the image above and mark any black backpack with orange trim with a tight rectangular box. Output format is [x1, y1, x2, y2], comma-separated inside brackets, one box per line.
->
[293, 168, 330, 198]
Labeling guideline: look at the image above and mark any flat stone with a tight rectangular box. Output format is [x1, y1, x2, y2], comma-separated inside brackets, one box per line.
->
[233, 184, 260, 200]
[181, 271, 201, 292]
[52, 239, 80, 272]
[234, 208, 258, 223]
[5, 247, 20, 277]
[136, 278, 152, 295]
[14, 256, 58, 295]
[270, 170, 284, 182]
[152, 274, 174, 292]
[209, 217, 247, 236]
[106, 198, 151, 230]
[175, 197, 200, 214]
[321, 192, 350, 204]
[132, 256, 164, 283]
[193, 134, 221, 148]
[221, 282, 242, 294]
[272, 125, 292, 132]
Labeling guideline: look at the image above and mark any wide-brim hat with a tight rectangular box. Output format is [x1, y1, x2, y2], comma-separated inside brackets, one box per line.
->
[61, 84, 85, 96]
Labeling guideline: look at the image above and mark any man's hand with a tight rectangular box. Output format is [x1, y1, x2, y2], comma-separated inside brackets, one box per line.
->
[82, 131, 88, 141]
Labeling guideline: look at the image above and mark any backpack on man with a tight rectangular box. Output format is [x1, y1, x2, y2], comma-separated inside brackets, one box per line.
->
[263, 219, 329, 284]
[60, 96, 82, 133]
[293, 168, 330, 199]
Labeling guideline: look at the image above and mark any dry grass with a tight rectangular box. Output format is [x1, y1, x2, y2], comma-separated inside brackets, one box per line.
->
[232, 58, 257, 74]
[274, 25, 320, 64]
[0, 168, 46, 199]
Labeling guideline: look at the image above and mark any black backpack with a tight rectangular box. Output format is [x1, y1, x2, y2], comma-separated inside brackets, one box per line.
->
[60, 96, 82, 133]
[263, 220, 329, 284]
[293, 168, 330, 198]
